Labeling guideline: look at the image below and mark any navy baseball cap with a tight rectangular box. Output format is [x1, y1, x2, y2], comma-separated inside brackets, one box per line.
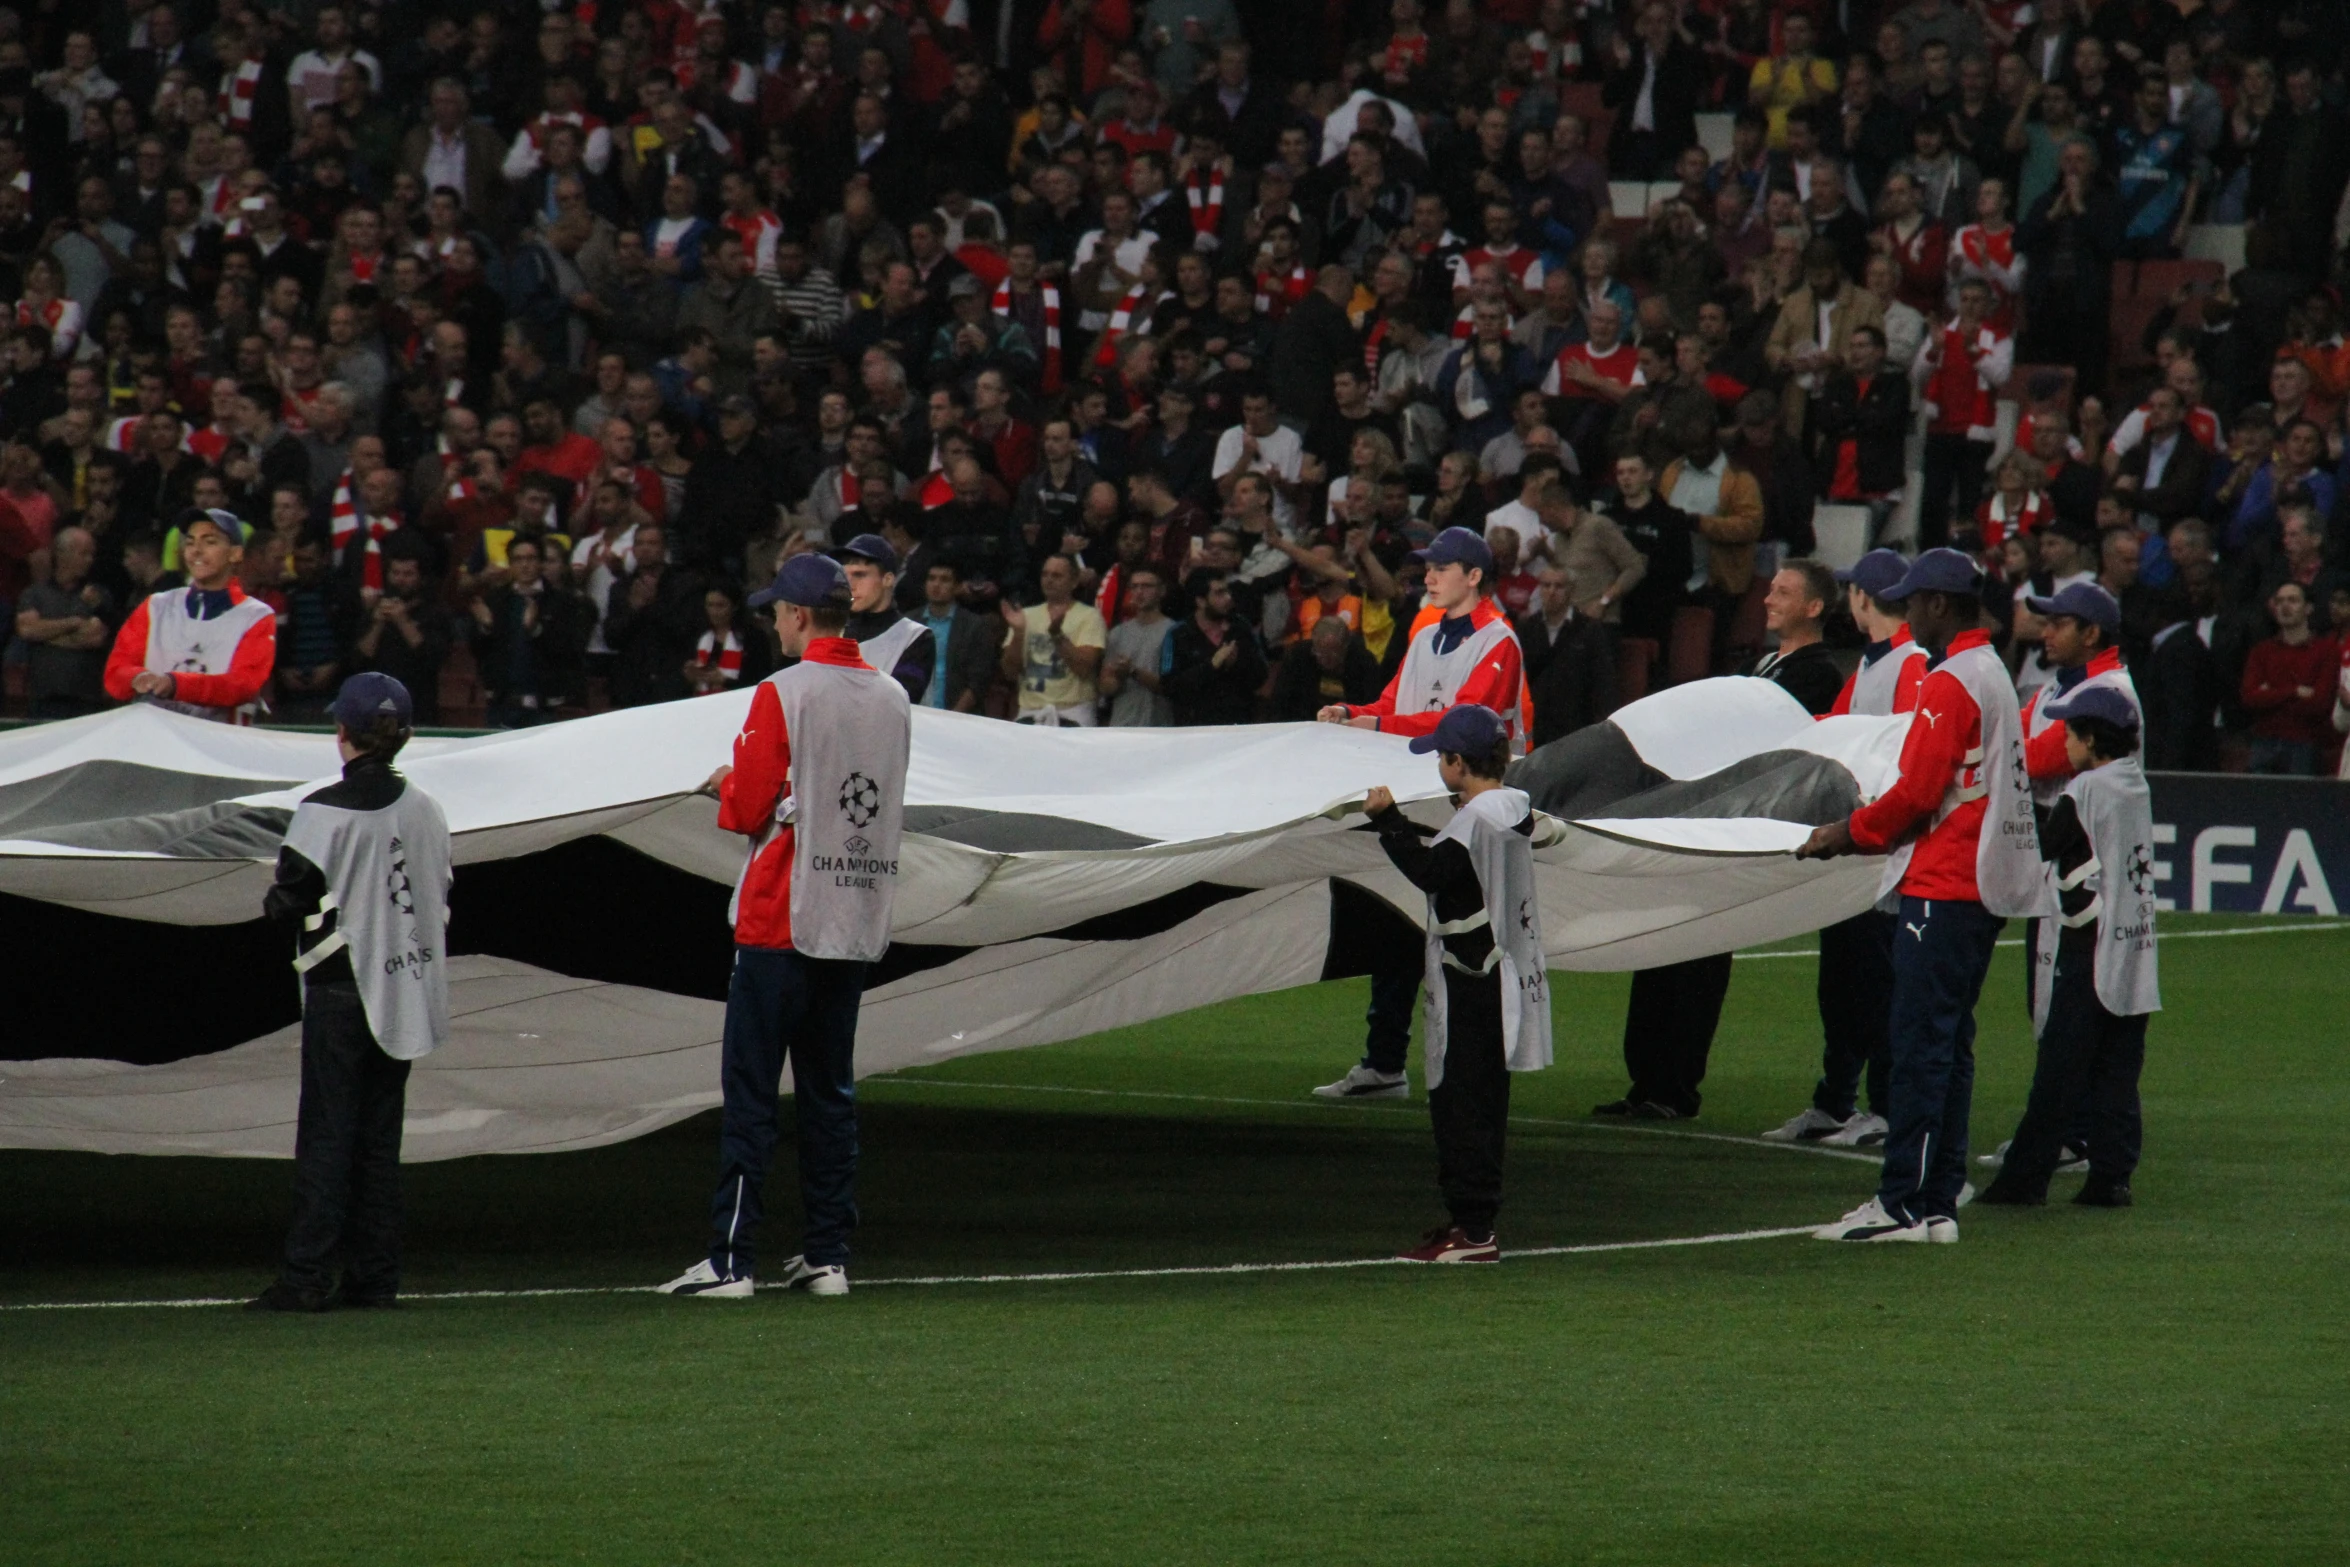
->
[173, 506, 248, 546]
[2043, 682, 2140, 731]
[1407, 702, 1510, 757]
[837, 533, 899, 573]
[2023, 580, 2122, 636]
[1880, 547, 1982, 602]
[1835, 547, 1909, 598]
[748, 552, 852, 609]
[330, 671, 413, 730]
[1411, 526, 1495, 576]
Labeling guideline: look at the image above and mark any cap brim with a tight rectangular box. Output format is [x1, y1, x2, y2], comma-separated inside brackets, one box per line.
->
[1405, 733, 1443, 754]
[2022, 594, 2060, 617]
[746, 585, 786, 608]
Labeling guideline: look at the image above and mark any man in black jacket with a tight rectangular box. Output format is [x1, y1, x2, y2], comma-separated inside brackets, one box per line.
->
[1515, 566, 1616, 746]
[677, 396, 782, 576]
[1742, 559, 1845, 713]
[1808, 326, 1910, 510]
[600, 524, 703, 708]
[1270, 617, 1384, 722]
[1163, 568, 1267, 724]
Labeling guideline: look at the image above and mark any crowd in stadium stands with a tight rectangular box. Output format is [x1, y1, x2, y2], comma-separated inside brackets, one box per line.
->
[2, 0, 2348, 775]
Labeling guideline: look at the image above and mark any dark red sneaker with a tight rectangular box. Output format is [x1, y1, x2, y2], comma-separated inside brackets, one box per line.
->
[1396, 1226, 1500, 1264]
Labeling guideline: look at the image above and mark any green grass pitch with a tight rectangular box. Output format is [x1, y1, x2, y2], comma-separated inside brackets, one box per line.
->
[4, 913, 2348, 1565]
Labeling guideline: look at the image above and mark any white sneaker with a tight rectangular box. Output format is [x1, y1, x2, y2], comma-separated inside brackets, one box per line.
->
[1821, 1112, 1889, 1147]
[1312, 1065, 1409, 1100]
[779, 1255, 849, 1297]
[658, 1259, 754, 1298]
[1813, 1197, 1933, 1243]
[1976, 1138, 2090, 1173]
[1926, 1216, 1960, 1244]
[1760, 1107, 1851, 1142]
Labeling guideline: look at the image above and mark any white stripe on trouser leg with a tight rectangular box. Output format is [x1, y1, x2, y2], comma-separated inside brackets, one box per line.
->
[724, 1176, 746, 1278]
[1911, 1132, 1931, 1224]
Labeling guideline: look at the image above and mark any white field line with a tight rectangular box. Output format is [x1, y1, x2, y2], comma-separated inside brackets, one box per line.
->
[0, 1225, 1820, 1313]
[1735, 918, 2350, 960]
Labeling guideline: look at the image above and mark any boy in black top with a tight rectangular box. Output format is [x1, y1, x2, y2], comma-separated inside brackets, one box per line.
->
[1979, 684, 2160, 1209]
[1363, 704, 1560, 1264]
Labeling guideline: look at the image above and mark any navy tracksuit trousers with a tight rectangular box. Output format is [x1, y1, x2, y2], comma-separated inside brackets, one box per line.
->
[1878, 896, 2005, 1225]
[1995, 946, 2148, 1197]
[708, 946, 868, 1276]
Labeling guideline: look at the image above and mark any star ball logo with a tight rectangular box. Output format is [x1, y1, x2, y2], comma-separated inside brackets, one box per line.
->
[386, 835, 415, 915]
[839, 771, 881, 829]
[2127, 844, 2154, 897]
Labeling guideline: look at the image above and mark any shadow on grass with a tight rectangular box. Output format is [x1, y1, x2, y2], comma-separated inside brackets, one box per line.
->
[0, 1094, 1861, 1303]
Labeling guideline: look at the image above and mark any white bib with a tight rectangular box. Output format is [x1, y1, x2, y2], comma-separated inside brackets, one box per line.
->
[2022, 665, 2140, 805]
[2031, 757, 2162, 1030]
[1389, 612, 1519, 736]
[142, 587, 274, 721]
[282, 780, 453, 1061]
[1421, 788, 1559, 1088]
[765, 657, 911, 962]
[1849, 637, 1928, 717]
[858, 615, 930, 686]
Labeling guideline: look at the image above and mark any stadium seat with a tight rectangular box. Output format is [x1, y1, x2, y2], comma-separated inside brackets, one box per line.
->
[1618, 637, 1658, 704]
[1666, 606, 1715, 686]
[2112, 259, 2225, 375]
[1725, 578, 1768, 663]
[1695, 112, 1734, 160]
[2183, 224, 2247, 273]
[2012, 363, 2078, 417]
[440, 644, 485, 728]
[1609, 181, 1651, 221]
[1812, 504, 1872, 569]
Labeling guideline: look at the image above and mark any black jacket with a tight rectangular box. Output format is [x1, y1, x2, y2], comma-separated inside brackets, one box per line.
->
[1517, 608, 1618, 747]
[1162, 617, 1268, 725]
[1743, 641, 1844, 717]
[602, 566, 705, 708]
[1601, 39, 1702, 173]
[1807, 368, 1912, 499]
[1269, 636, 1384, 722]
[676, 436, 784, 572]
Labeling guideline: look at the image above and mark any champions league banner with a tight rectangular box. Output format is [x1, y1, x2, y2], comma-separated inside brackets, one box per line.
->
[2144, 773, 2347, 917]
[0, 678, 1923, 1162]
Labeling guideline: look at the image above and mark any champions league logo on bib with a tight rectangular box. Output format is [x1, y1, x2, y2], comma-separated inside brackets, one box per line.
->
[386, 838, 415, 916]
[839, 771, 881, 829]
[2127, 844, 2154, 898]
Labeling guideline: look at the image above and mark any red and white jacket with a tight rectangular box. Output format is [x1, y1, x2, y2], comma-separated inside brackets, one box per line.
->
[720, 207, 785, 273]
[1917, 317, 2012, 442]
[103, 582, 277, 721]
[1451, 243, 1544, 297]
[2021, 647, 2139, 798]
[716, 635, 871, 949]
[1948, 222, 2025, 321]
[1846, 628, 2009, 901]
[1340, 598, 1523, 740]
[1827, 625, 1928, 717]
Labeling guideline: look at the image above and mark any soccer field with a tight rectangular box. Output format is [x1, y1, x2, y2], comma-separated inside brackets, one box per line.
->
[5, 913, 2347, 1565]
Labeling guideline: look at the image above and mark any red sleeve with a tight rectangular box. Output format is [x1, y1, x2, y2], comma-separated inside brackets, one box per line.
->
[1827, 671, 1856, 717]
[1891, 656, 1925, 715]
[103, 597, 152, 701]
[717, 679, 790, 836]
[1369, 636, 1523, 738]
[1849, 671, 1977, 852]
[169, 610, 276, 710]
[2023, 702, 2073, 780]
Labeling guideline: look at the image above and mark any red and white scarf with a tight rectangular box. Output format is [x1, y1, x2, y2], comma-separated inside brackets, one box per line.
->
[442, 376, 466, 409]
[1092, 283, 1150, 369]
[1254, 265, 1309, 319]
[1184, 166, 1224, 248]
[329, 470, 400, 591]
[220, 59, 263, 130]
[994, 277, 1062, 393]
[692, 628, 743, 690]
[917, 469, 955, 508]
[344, 248, 383, 286]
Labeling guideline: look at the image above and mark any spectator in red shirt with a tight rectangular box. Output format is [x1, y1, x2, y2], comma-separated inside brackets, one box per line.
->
[2242, 581, 2339, 775]
[512, 395, 603, 486]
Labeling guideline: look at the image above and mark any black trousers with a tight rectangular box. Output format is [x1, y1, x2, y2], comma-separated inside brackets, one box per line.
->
[1621, 954, 1734, 1117]
[1429, 971, 1510, 1236]
[709, 946, 868, 1275]
[280, 980, 412, 1297]
[1814, 909, 1895, 1119]
[1992, 946, 2148, 1198]
[1919, 433, 1993, 552]
[1361, 961, 1418, 1076]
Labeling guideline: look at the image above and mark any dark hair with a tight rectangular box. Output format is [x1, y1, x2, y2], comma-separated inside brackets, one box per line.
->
[1446, 740, 1510, 781]
[345, 709, 411, 761]
[2067, 715, 2140, 761]
[804, 603, 849, 633]
[1784, 558, 1839, 616]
